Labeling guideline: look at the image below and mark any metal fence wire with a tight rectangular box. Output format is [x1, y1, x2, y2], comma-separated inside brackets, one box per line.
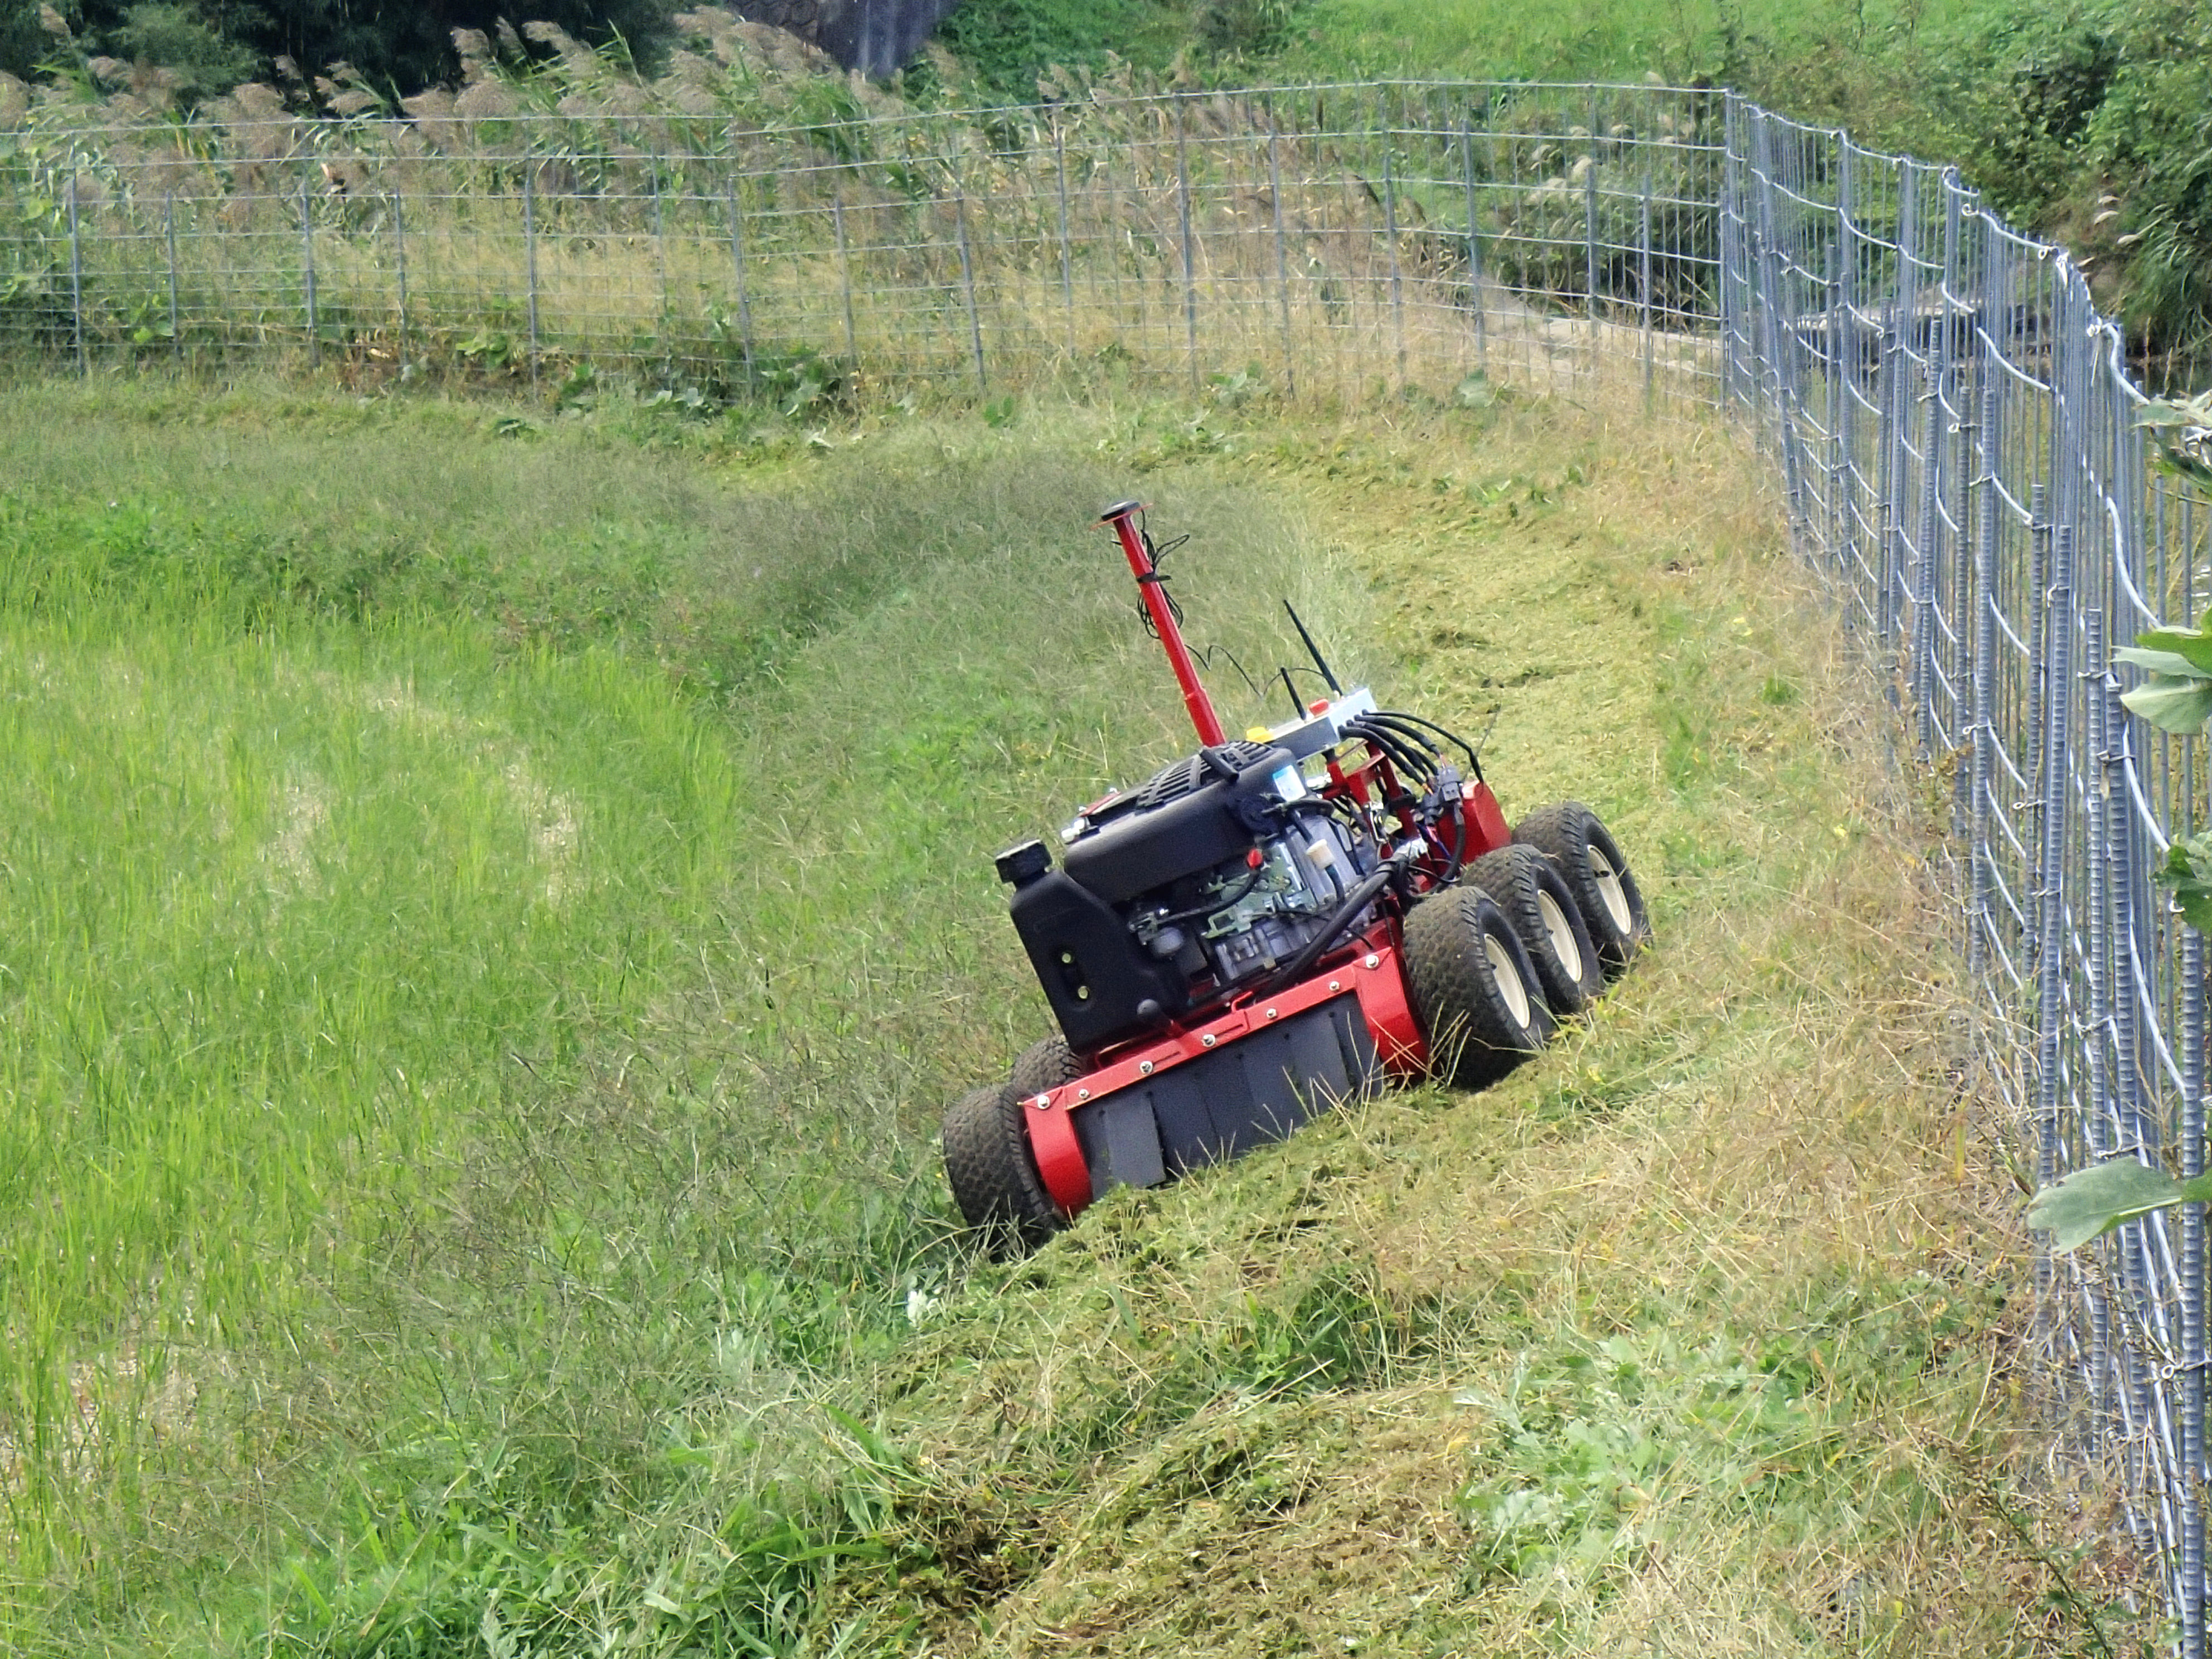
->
[3, 78, 2211, 1649]
[0, 81, 1724, 407]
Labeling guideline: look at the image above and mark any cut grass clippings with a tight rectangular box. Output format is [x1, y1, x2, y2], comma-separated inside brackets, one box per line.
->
[0, 371, 2145, 1656]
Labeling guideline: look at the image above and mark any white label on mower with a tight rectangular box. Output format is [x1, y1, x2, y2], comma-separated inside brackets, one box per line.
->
[1272, 764, 1307, 802]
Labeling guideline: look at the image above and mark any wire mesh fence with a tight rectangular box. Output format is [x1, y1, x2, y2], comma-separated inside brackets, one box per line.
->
[0, 81, 1724, 409]
[1725, 97, 2212, 1652]
[4, 74, 2212, 1650]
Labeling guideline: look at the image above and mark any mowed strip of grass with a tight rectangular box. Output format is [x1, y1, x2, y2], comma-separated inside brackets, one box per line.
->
[810, 382, 2131, 1657]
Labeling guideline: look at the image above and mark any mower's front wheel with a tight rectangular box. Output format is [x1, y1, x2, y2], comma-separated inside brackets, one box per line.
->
[1513, 802, 1651, 979]
[1466, 845, 1605, 1016]
[943, 1083, 1065, 1258]
[1401, 886, 1553, 1088]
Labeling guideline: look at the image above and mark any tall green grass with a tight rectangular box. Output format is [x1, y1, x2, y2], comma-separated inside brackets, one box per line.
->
[0, 377, 1382, 1655]
[1285, 0, 1986, 84]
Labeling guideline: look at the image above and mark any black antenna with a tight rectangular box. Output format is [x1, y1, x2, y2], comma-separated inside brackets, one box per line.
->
[1283, 600, 1343, 696]
[1280, 667, 1306, 721]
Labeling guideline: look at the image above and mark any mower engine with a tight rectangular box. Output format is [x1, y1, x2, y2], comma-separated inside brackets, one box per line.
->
[996, 696, 1390, 1059]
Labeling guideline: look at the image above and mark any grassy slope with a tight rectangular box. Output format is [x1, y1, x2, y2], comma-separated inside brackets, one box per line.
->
[0, 375, 2131, 1655]
[817, 390, 2111, 1655]
[1280, 0, 1977, 84]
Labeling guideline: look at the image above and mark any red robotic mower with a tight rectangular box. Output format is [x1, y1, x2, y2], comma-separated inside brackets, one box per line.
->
[943, 500, 1649, 1254]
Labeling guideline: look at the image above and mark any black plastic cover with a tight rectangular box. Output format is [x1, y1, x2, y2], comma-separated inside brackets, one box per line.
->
[1068, 997, 1380, 1197]
[1062, 743, 1297, 906]
[1008, 870, 1191, 1054]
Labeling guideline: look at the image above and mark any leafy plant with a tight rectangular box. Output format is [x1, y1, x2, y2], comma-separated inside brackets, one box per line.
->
[2031, 537, 2212, 1249]
[2028, 1158, 2212, 1250]
[2138, 388, 2212, 488]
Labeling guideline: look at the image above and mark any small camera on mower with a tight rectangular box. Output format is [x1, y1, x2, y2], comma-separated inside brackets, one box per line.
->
[942, 499, 1650, 1255]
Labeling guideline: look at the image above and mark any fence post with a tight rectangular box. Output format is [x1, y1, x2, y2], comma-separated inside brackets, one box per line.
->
[164, 190, 180, 362]
[953, 186, 985, 394]
[832, 190, 858, 367]
[2034, 521, 2074, 1353]
[723, 176, 755, 385]
[1823, 241, 1845, 573]
[2101, 632, 2160, 1494]
[522, 164, 540, 388]
[1265, 104, 1296, 397]
[1639, 164, 1653, 405]
[1836, 143, 1859, 580]
[1584, 87, 1600, 312]
[1382, 144, 1405, 388]
[1719, 95, 1740, 405]
[66, 169, 84, 377]
[300, 182, 318, 369]
[392, 188, 409, 372]
[1175, 96, 1200, 397]
[651, 162, 668, 363]
[2182, 903, 2208, 1659]
[1966, 379, 2000, 983]
[1880, 166, 1923, 648]
[1053, 118, 1075, 360]
[1462, 114, 1486, 373]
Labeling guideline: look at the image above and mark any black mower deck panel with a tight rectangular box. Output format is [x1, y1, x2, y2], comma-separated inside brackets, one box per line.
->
[940, 498, 1651, 1255]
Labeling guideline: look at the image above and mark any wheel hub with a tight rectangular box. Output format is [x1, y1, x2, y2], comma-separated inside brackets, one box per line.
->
[1589, 846, 1632, 935]
[1536, 889, 1583, 984]
[1483, 929, 1531, 1030]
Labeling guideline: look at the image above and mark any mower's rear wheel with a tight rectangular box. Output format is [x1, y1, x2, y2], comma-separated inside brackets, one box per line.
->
[1512, 802, 1651, 980]
[942, 1083, 1064, 1258]
[1466, 845, 1605, 1016]
[1401, 886, 1553, 1088]
[1010, 1036, 1084, 1098]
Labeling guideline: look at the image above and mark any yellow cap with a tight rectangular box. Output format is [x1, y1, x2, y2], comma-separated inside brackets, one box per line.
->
[1246, 725, 1274, 742]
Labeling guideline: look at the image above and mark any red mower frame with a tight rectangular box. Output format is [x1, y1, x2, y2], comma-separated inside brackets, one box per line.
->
[945, 498, 1648, 1250]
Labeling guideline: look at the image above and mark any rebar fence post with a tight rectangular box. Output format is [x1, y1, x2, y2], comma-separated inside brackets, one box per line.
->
[2035, 522, 2075, 1316]
[163, 190, 180, 362]
[392, 189, 409, 372]
[1052, 118, 1075, 360]
[953, 186, 985, 394]
[1639, 164, 1653, 406]
[651, 163, 668, 364]
[1823, 240, 1845, 573]
[1383, 144, 1406, 388]
[2183, 908, 2208, 1658]
[1583, 88, 1599, 311]
[1836, 143, 1859, 585]
[832, 190, 858, 368]
[1175, 98, 1199, 397]
[1266, 106, 1296, 397]
[1966, 379, 2000, 983]
[522, 163, 540, 389]
[722, 177, 755, 385]
[300, 182, 318, 370]
[1461, 113, 1486, 373]
[66, 169, 83, 378]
